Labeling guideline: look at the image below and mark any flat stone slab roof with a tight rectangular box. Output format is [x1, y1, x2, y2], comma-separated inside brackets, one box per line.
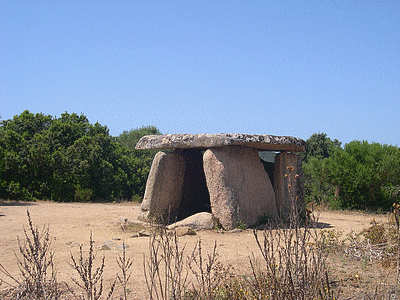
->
[135, 133, 306, 152]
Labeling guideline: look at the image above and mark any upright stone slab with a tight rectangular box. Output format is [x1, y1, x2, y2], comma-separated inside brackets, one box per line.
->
[138, 151, 185, 224]
[203, 146, 278, 230]
[274, 152, 305, 221]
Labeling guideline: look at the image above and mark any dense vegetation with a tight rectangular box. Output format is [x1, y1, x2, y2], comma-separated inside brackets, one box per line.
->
[0, 110, 160, 202]
[303, 133, 400, 210]
[1, 111, 399, 211]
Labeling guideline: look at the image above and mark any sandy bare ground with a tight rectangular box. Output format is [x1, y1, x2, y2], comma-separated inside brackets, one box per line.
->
[0, 200, 390, 299]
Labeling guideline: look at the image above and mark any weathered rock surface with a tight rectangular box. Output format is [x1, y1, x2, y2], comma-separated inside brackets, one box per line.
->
[138, 151, 185, 223]
[174, 226, 196, 237]
[228, 228, 243, 233]
[274, 152, 305, 220]
[100, 241, 130, 250]
[100, 241, 118, 250]
[168, 212, 216, 231]
[203, 146, 278, 230]
[136, 133, 306, 152]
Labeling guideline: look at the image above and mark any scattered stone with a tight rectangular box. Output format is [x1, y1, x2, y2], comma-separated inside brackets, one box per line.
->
[130, 229, 153, 238]
[66, 241, 81, 247]
[168, 212, 216, 231]
[100, 241, 118, 250]
[118, 217, 128, 226]
[136, 133, 306, 152]
[100, 244, 112, 251]
[119, 218, 149, 232]
[112, 237, 121, 241]
[228, 228, 242, 233]
[204, 146, 278, 230]
[138, 151, 186, 223]
[174, 226, 196, 237]
[138, 230, 151, 237]
[118, 244, 129, 250]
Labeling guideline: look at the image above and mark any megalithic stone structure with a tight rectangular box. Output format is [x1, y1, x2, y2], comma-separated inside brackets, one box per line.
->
[274, 152, 305, 221]
[136, 133, 306, 230]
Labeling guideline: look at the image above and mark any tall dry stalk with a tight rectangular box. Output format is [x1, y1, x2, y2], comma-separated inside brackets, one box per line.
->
[143, 227, 188, 300]
[249, 166, 336, 299]
[116, 242, 133, 300]
[0, 210, 61, 300]
[186, 240, 227, 300]
[69, 233, 115, 300]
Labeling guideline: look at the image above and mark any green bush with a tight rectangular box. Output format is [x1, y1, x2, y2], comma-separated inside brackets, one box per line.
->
[303, 133, 400, 211]
[0, 110, 161, 202]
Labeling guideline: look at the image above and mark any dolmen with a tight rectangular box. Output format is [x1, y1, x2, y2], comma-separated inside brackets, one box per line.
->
[135, 133, 306, 230]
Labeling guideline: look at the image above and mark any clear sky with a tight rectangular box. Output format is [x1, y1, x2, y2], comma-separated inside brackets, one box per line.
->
[1, 1, 399, 146]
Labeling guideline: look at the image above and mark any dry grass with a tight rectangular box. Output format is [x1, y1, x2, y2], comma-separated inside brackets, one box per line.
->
[116, 243, 133, 300]
[1, 209, 400, 299]
[325, 207, 400, 300]
[68, 233, 116, 300]
[1, 170, 400, 299]
[143, 227, 189, 300]
[0, 210, 62, 300]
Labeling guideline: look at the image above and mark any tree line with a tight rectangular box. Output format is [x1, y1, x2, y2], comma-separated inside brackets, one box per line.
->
[0, 110, 160, 202]
[1, 111, 399, 210]
[302, 133, 400, 210]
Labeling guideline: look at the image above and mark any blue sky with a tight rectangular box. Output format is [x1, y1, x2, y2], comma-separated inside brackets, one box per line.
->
[1, 1, 399, 146]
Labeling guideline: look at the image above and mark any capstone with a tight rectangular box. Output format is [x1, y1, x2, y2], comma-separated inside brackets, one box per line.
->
[136, 133, 305, 152]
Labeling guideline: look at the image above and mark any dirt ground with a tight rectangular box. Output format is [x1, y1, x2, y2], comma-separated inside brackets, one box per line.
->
[0, 200, 392, 299]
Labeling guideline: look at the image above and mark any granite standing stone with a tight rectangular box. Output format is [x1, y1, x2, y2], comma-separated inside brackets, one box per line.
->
[138, 151, 185, 223]
[203, 146, 278, 230]
[274, 152, 305, 220]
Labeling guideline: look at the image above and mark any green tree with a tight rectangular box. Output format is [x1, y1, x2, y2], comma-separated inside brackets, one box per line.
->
[302, 133, 342, 205]
[324, 141, 400, 209]
[0, 111, 53, 200]
[115, 125, 162, 198]
[0, 111, 160, 202]
[302, 132, 341, 163]
[116, 125, 160, 150]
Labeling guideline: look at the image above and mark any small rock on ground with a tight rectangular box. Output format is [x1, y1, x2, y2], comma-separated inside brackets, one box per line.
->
[174, 226, 196, 237]
[168, 212, 216, 231]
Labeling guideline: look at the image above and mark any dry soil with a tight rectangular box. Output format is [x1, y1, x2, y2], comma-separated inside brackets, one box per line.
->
[0, 201, 391, 299]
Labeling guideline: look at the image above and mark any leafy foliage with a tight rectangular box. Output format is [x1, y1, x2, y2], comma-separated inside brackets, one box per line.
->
[303, 134, 400, 210]
[302, 133, 342, 205]
[0, 111, 160, 202]
[324, 141, 400, 209]
[114, 126, 161, 197]
[301, 132, 341, 163]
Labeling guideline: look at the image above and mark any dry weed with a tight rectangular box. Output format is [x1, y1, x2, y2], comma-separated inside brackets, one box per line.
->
[68, 233, 116, 300]
[0, 210, 62, 300]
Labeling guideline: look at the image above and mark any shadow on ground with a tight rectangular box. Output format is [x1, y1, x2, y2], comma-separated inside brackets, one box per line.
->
[315, 221, 333, 229]
[0, 200, 37, 207]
